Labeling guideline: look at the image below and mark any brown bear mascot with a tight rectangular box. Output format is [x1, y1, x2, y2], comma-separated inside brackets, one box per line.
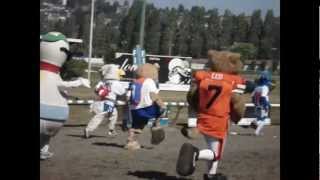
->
[176, 50, 247, 180]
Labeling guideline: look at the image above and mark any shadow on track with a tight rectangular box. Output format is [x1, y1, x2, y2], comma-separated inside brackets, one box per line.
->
[92, 142, 155, 150]
[64, 124, 87, 127]
[66, 134, 106, 139]
[92, 142, 125, 148]
[127, 170, 191, 180]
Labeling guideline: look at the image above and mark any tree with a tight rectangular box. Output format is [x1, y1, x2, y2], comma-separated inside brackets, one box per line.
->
[159, 8, 178, 55]
[104, 25, 120, 63]
[40, 12, 51, 34]
[229, 42, 257, 60]
[203, 8, 221, 53]
[144, 5, 161, 54]
[54, 19, 66, 34]
[173, 11, 190, 56]
[272, 17, 280, 60]
[178, 4, 185, 14]
[77, 14, 91, 55]
[112, 1, 120, 13]
[247, 10, 263, 57]
[64, 15, 79, 38]
[232, 13, 249, 43]
[188, 6, 206, 58]
[95, 0, 107, 14]
[220, 9, 234, 49]
[260, 10, 275, 59]
[93, 13, 108, 57]
[119, 0, 142, 51]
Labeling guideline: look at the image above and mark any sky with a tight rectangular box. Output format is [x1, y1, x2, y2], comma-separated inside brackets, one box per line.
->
[148, 0, 280, 17]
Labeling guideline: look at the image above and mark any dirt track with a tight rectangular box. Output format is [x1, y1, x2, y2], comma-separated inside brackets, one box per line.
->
[40, 106, 280, 180]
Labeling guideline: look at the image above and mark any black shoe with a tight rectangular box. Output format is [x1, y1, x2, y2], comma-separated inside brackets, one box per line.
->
[176, 143, 199, 176]
[250, 121, 258, 129]
[203, 173, 228, 180]
[151, 127, 165, 145]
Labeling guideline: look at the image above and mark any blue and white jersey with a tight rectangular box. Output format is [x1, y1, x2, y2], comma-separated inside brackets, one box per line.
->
[251, 85, 270, 109]
[129, 78, 159, 110]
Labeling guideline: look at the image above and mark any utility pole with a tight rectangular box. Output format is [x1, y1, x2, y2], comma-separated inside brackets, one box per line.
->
[139, 0, 146, 49]
[88, 0, 95, 83]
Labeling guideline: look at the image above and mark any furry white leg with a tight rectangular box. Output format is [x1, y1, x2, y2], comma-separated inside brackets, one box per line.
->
[255, 120, 265, 136]
[254, 108, 268, 136]
[40, 119, 62, 148]
[86, 113, 105, 132]
[108, 109, 118, 131]
[40, 119, 62, 159]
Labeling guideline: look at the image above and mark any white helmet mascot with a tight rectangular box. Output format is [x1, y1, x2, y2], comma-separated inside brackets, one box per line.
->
[40, 32, 91, 160]
[167, 58, 191, 84]
[84, 64, 127, 138]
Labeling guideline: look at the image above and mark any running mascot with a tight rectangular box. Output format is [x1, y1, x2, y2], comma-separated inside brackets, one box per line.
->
[40, 32, 91, 160]
[125, 63, 167, 150]
[176, 50, 248, 180]
[84, 64, 127, 138]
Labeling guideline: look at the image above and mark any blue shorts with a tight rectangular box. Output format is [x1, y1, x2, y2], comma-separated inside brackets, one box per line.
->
[131, 104, 161, 129]
[254, 106, 269, 121]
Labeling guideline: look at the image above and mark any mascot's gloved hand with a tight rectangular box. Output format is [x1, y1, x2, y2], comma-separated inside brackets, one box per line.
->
[97, 86, 109, 97]
[78, 78, 91, 88]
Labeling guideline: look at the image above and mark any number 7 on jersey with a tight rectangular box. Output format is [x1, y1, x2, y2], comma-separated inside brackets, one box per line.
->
[206, 85, 222, 109]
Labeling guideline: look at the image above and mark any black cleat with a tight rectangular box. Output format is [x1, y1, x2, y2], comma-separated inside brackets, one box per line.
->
[250, 121, 258, 129]
[151, 127, 165, 145]
[176, 143, 199, 176]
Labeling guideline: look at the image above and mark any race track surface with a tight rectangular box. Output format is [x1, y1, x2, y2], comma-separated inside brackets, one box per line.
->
[41, 116, 280, 180]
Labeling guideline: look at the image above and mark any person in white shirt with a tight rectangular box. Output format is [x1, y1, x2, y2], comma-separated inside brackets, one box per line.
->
[84, 64, 126, 138]
[125, 64, 167, 150]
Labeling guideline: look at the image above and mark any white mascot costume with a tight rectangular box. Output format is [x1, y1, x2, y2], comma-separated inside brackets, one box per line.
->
[40, 32, 91, 160]
[84, 64, 126, 138]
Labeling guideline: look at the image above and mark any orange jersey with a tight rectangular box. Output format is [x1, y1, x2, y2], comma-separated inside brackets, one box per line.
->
[194, 70, 245, 139]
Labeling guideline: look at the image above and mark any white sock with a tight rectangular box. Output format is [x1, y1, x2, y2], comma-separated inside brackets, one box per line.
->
[198, 149, 215, 161]
[208, 160, 219, 175]
[255, 121, 265, 135]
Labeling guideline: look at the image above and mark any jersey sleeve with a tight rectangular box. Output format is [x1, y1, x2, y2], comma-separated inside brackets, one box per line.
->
[145, 78, 160, 94]
[112, 81, 127, 96]
[231, 75, 246, 94]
